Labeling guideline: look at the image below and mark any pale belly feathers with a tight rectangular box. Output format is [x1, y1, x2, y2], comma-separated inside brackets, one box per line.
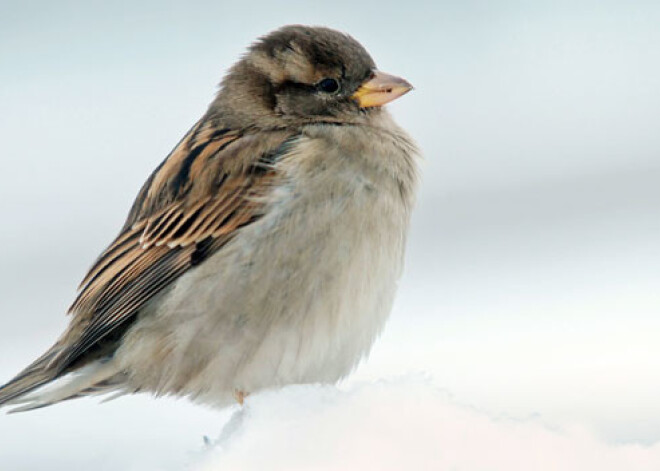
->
[114, 123, 416, 406]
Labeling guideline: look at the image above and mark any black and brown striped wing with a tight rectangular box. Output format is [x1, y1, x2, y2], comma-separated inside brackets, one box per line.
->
[52, 121, 297, 372]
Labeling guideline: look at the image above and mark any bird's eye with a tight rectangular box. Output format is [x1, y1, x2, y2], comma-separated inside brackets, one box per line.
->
[317, 78, 340, 94]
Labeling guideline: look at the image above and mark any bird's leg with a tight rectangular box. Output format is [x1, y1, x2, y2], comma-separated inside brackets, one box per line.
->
[233, 389, 250, 405]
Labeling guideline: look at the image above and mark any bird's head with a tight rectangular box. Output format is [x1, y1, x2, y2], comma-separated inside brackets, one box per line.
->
[209, 25, 413, 128]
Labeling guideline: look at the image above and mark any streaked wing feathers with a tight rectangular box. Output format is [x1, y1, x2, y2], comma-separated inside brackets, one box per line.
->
[52, 121, 296, 373]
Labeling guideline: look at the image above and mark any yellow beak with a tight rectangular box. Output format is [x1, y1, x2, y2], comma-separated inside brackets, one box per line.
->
[352, 70, 413, 108]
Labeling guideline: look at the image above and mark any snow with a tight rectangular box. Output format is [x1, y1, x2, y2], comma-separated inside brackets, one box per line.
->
[194, 380, 660, 471]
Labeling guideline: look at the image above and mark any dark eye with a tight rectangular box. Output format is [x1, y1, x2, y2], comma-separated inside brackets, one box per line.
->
[317, 78, 340, 94]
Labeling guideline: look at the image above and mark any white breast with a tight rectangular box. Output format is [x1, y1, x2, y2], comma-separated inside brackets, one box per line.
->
[116, 118, 418, 406]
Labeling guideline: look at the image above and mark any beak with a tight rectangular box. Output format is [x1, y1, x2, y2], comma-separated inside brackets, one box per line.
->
[352, 70, 413, 108]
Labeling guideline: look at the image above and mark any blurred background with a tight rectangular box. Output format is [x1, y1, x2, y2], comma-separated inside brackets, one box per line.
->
[1, 0, 659, 469]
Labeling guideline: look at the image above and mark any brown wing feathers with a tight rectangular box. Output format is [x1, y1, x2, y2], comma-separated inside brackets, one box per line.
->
[61, 124, 294, 367]
[0, 121, 295, 405]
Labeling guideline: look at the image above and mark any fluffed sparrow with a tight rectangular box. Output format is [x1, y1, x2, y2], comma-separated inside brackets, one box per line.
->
[0, 25, 418, 412]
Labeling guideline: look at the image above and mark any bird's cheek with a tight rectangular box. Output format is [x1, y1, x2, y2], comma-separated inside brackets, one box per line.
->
[276, 93, 328, 117]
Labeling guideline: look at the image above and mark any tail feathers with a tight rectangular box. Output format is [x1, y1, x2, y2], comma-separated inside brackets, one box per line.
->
[0, 359, 123, 413]
[0, 351, 59, 408]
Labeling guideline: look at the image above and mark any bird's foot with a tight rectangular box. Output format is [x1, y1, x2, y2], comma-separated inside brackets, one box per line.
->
[233, 389, 250, 406]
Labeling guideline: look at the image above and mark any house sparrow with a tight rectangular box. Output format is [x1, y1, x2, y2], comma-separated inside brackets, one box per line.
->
[0, 25, 418, 412]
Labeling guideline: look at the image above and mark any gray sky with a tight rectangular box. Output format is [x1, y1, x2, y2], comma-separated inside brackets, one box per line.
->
[1, 0, 659, 468]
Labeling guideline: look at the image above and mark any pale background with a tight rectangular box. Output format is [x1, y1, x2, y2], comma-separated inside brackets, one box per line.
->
[1, 0, 659, 469]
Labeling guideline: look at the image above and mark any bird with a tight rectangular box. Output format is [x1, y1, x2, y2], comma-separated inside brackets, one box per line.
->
[0, 25, 418, 412]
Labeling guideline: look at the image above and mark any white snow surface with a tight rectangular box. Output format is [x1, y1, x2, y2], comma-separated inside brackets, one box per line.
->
[194, 380, 660, 471]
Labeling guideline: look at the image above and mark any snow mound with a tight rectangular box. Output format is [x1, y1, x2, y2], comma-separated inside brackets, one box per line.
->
[193, 379, 660, 471]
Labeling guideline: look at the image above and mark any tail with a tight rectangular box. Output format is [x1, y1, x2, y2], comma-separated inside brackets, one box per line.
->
[0, 350, 124, 413]
[0, 350, 59, 408]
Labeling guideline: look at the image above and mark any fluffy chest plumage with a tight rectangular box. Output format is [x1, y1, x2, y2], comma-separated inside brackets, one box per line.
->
[117, 123, 417, 405]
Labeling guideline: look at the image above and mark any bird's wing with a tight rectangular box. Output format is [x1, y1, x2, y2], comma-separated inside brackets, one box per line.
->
[56, 120, 296, 372]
